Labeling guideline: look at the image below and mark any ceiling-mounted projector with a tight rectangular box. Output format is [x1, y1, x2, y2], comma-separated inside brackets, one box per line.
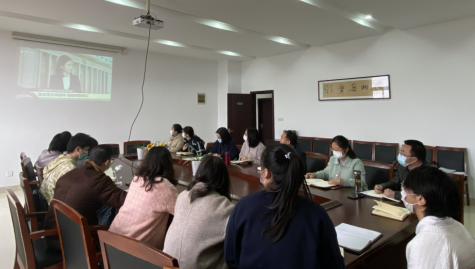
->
[133, 0, 163, 30]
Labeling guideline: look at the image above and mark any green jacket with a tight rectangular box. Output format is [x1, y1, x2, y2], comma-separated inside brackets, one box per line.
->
[314, 156, 367, 190]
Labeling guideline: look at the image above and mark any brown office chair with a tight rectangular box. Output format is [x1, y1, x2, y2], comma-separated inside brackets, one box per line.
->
[35, 164, 45, 186]
[123, 140, 151, 154]
[435, 146, 469, 205]
[205, 142, 214, 154]
[297, 136, 314, 153]
[21, 157, 37, 182]
[374, 142, 399, 165]
[6, 187, 63, 269]
[20, 152, 27, 161]
[313, 137, 332, 156]
[20, 173, 46, 232]
[361, 160, 394, 190]
[52, 200, 108, 269]
[98, 231, 179, 269]
[305, 152, 329, 173]
[424, 145, 436, 164]
[104, 144, 121, 156]
[353, 140, 374, 161]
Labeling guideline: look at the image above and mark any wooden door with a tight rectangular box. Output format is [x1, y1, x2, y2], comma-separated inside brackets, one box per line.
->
[258, 98, 274, 144]
[228, 94, 253, 145]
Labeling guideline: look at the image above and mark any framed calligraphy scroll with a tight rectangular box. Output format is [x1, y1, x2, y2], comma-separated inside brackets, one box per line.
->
[318, 75, 391, 101]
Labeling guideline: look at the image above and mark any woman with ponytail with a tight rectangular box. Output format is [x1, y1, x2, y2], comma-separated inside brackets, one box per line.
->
[224, 144, 344, 268]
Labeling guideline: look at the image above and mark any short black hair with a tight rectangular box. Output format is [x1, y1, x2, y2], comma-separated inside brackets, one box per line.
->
[48, 131, 71, 152]
[183, 126, 195, 137]
[283, 130, 297, 146]
[403, 166, 460, 219]
[246, 128, 260, 148]
[66, 133, 92, 153]
[216, 127, 232, 145]
[172, 124, 183, 134]
[404, 140, 426, 162]
[89, 145, 112, 166]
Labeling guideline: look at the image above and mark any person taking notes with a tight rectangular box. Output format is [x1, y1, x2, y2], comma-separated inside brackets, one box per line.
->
[239, 128, 266, 164]
[306, 135, 367, 190]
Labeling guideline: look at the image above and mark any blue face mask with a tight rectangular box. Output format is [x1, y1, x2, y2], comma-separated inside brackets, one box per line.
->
[397, 153, 413, 167]
[218, 139, 222, 143]
[78, 150, 88, 161]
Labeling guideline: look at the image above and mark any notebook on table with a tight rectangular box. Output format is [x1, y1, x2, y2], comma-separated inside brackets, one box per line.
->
[372, 200, 411, 221]
[305, 178, 335, 189]
[176, 152, 194, 156]
[335, 223, 382, 254]
[231, 160, 253, 165]
[360, 190, 400, 202]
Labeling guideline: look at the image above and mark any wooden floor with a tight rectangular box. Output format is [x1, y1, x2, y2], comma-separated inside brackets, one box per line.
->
[0, 186, 474, 268]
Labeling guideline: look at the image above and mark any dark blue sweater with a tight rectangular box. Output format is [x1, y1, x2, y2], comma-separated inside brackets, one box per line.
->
[211, 140, 239, 160]
[224, 191, 344, 269]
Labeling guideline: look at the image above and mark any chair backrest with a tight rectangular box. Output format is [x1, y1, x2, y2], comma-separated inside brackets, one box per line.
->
[236, 145, 242, 150]
[353, 141, 374, 161]
[21, 157, 37, 182]
[6, 187, 36, 269]
[104, 144, 121, 156]
[205, 142, 214, 154]
[35, 164, 44, 186]
[297, 137, 313, 153]
[374, 142, 398, 165]
[425, 145, 436, 163]
[435, 146, 467, 172]
[20, 174, 44, 231]
[52, 200, 100, 269]
[362, 160, 394, 190]
[20, 152, 27, 161]
[98, 231, 179, 269]
[313, 137, 332, 156]
[123, 141, 151, 154]
[305, 152, 329, 173]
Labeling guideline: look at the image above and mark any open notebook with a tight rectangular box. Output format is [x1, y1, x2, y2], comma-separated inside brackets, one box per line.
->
[176, 152, 194, 156]
[231, 160, 253, 165]
[305, 178, 335, 189]
[360, 190, 400, 202]
[335, 223, 382, 254]
[372, 200, 411, 221]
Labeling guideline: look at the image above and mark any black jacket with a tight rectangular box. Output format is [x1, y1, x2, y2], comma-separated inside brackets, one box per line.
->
[49, 74, 82, 92]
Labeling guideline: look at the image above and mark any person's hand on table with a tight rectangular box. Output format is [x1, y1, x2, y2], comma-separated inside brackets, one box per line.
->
[213, 154, 220, 157]
[384, 189, 395, 198]
[240, 156, 249, 161]
[182, 144, 188, 151]
[374, 184, 384, 194]
[328, 178, 341, 185]
[305, 173, 316, 179]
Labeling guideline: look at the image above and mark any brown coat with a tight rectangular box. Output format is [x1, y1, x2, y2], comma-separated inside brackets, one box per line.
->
[43, 162, 127, 230]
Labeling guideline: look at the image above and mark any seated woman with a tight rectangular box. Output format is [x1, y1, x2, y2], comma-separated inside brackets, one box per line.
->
[211, 127, 239, 160]
[224, 144, 344, 268]
[403, 166, 475, 268]
[109, 147, 178, 250]
[164, 155, 234, 269]
[306, 135, 367, 190]
[239, 128, 266, 164]
[36, 131, 71, 167]
[182, 126, 206, 156]
[165, 124, 184, 153]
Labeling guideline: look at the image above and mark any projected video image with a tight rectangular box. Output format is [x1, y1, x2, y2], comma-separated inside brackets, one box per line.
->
[17, 47, 113, 101]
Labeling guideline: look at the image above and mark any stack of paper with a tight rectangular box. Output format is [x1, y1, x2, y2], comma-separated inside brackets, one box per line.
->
[335, 223, 382, 254]
[372, 200, 411, 221]
[360, 190, 400, 202]
[305, 178, 334, 189]
[176, 152, 194, 156]
[231, 160, 252, 165]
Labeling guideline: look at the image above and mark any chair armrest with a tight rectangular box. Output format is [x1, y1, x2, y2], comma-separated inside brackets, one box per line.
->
[89, 225, 110, 231]
[25, 212, 48, 219]
[96, 251, 103, 260]
[30, 229, 58, 240]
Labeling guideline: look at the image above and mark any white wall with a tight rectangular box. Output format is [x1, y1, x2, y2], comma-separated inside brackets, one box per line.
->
[242, 17, 475, 195]
[0, 30, 218, 187]
[217, 60, 242, 127]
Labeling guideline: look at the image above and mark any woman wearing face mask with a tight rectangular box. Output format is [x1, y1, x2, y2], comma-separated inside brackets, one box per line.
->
[305, 135, 367, 190]
[402, 166, 475, 268]
[165, 124, 185, 153]
[211, 127, 239, 160]
[49, 55, 82, 92]
[182, 126, 206, 156]
[224, 144, 344, 268]
[238, 128, 266, 164]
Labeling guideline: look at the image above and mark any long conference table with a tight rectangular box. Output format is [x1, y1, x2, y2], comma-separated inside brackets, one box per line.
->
[113, 153, 418, 269]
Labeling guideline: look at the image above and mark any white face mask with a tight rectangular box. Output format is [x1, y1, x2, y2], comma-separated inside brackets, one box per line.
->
[182, 133, 186, 138]
[170, 130, 173, 135]
[401, 189, 417, 213]
[333, 150, 344, 159]
[243, 134, 247, 142]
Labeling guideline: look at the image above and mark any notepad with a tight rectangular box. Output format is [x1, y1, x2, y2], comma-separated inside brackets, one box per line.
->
[176, 152, 194, 156]
[372, 200, 411, 221]
[340, 247, 344, 258]
[335, 223, 382, 254]
[231, 160, 253, 165]
[305, 178, 334, 189]
[360, 190, 400, 202]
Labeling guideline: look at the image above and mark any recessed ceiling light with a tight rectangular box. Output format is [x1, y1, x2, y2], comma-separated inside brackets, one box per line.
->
[365, 15, 373, 19]
[156, 40, 185, 47]
[218, 51, 240, 57]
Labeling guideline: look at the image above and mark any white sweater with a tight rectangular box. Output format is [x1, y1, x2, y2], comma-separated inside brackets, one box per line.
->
[406, 216, 475, 269]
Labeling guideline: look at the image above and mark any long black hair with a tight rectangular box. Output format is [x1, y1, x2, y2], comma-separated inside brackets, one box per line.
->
[331, 135, 357, 159]
[188, 155, 231, 202]
[48, 131, 71, 152]
[216, 127, 232, 145]
[134, 147, 177, 191]
[183, 126, 195, 137]
[261, 144, 311, 243]
[246, 127, 260, 148]
[55, 55, 73, 75]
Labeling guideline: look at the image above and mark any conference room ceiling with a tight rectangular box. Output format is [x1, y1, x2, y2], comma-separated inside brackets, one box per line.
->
[0, 0, 474, 61]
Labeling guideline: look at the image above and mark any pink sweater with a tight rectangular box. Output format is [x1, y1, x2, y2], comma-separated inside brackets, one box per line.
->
[109, 176, 178, 249]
